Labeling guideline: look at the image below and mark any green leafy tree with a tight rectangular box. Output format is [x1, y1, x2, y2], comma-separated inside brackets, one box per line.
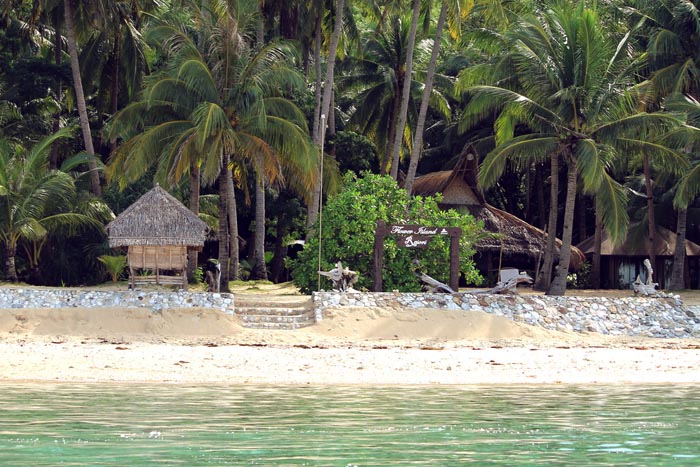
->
[290, 173, 483, 293]
[98, 254, 127, 282]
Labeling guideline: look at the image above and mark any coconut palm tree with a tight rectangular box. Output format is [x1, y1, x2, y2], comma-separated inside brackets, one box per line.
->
[0, 128, 109, 281]
[108, 0, 317, 286]
[458, 1, 688, 295]
[627, 0, 700, 289]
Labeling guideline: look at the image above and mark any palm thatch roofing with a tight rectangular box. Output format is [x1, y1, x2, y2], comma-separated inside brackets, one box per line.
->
[577, 224, 700, 257]
[411, 153, 585, 270]
[107, 185, 208, 248]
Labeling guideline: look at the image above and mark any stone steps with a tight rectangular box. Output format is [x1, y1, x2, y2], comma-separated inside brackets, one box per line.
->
[234, 295, 315, 330]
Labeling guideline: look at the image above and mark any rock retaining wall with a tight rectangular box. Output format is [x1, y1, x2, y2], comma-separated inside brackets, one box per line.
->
[0, 288, 235, 314]
[313, 291, 700, 339]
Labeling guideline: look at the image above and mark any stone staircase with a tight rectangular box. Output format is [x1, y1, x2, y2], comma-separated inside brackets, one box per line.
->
[234, 294, 315, 329]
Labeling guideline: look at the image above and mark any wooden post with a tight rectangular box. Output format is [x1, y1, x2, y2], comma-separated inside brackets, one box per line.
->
[450, 233, 460, 291]
[373, 220, 386, 292]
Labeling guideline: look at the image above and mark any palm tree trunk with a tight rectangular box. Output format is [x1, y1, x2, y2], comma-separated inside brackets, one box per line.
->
[251, 155, 268, 280]
[548, 159, 577, 296]
[217, 167, 231, 293]
[643, 151, 657, 273]
[187, 165, 200, 281]
[535, 153, 559, 291]
[669, 207, 687, 290]
[4, 242, 18, 282]
[382, 95, 401, 175]
[308, 0, 343, 229]
[225, 165, 239, 282]
[50, 13, 63, 170]
[404, 1, 447, 194]
[389, 0, 421, 180]
[591, 206, 602, 289]
[64, 0, 101, 196]
[109, 28, 122, 155]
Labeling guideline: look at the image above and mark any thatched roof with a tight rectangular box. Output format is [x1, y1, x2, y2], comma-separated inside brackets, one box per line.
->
[471, 204, 585, 270]
[411, 149, 584, 270]
[107, 185, 208, 248]
[577, 224, 700, 257]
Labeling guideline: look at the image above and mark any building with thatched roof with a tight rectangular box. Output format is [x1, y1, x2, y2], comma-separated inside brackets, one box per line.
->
[576, 224, 700, 289]
[410, 148, 584, 282]
[107, 185, 208, 289]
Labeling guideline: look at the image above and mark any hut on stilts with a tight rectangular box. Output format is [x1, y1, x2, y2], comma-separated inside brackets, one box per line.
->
[106, 185, 208, 289]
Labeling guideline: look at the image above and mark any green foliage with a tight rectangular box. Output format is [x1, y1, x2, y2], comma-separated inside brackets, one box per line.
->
[98, 255, 127, 283]
[290, 173, 483, 293]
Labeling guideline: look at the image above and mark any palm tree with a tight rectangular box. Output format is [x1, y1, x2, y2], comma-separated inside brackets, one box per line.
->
[63, 0, 101, 196]
[0, 128, 108, 281]
[108, 1, 317, 286]
[339, 14, 449, 175]
[628, 0, 700, 289]
[458, 1, 687, 295]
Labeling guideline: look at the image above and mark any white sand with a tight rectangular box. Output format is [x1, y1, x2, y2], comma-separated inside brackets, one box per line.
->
[1, 306, 699, 385]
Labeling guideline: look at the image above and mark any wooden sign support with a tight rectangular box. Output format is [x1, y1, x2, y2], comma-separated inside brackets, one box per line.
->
[372, 220, 462, 292]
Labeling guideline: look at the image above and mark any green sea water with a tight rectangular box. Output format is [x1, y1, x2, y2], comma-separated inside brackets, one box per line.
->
[0, 384, 698, 466]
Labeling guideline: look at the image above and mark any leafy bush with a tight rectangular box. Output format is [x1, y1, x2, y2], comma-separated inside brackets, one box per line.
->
[291, 173, 483, 293]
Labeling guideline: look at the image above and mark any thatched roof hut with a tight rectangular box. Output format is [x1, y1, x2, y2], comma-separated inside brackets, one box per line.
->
[107, 185, 208, 289]
[576, 224, 700, 289]
[411, 150, 584, 272]
[107, 185, 207, 248]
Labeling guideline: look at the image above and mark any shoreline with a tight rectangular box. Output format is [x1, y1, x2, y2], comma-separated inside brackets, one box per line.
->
[1, 302, 699, 385]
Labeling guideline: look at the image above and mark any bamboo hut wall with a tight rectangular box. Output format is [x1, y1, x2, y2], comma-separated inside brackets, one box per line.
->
[128, 245, 187, 271]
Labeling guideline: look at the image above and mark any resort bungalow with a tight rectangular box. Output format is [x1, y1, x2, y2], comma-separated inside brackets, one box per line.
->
[106, 185, 208, 289]
[576, 224, 700, 289]
[410, 148, 584, 283]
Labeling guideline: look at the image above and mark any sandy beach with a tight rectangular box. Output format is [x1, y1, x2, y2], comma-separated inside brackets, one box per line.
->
[1, 301, 699, 385]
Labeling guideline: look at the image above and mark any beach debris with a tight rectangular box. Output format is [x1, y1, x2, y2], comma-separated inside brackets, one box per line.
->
[319, 261, 359, 292]
[633, 259, 659, 296]
[477, 271, 534, 295]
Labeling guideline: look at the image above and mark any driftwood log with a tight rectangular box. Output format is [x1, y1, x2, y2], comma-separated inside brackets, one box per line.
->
[477, 271, 534, 295]
[319, 261, 359, 292]
[417, 272, 456, 293]
[633, 259, 659, 296]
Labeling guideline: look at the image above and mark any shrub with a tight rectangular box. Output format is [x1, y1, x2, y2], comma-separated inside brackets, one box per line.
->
[98, 255, 128, 283]
[291, 173, 483, 293]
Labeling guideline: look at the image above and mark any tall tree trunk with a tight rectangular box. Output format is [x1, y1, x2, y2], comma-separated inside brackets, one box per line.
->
[50, 13, 63, 170]
[643, 151, 657, 272]
[109, 28, 122, 155]
[381, 95, 401, 175]
[269, 217, 287, 282]
[591, 206, 602, 289]
[389, 0, 421, 180]
[404, 1, 447, 194]
[669, 207, 687, 290]
[535, 153, 559, 290]
[217, 168, 231, 292]
[187, 165, 201, 281]
[537, 166, 546, 229]
[226, 165, 239, 282]
[4, 243, 17, 282]
[64, 0, 101, 196]
[548, 159, 578, 296]
[251, 155, 268, 280]
[307, 0, 343, 229]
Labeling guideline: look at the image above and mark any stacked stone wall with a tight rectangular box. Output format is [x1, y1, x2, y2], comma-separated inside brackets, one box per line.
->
[0, 288, 234, 314]
[313, 291, 700, 339]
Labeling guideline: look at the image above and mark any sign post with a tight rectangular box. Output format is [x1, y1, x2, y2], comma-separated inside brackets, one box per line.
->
[372, 220, 462, 292]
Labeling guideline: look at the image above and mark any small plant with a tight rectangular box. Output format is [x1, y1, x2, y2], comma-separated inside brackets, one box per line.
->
[98, 255, 128, 283]
[193, 266, 204, 284]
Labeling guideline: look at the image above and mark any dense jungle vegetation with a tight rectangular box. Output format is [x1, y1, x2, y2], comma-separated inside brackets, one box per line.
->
[1, 0, 700, 294]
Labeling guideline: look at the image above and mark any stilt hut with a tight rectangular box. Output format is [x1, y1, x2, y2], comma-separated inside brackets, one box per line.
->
[107, 185, 208, 289]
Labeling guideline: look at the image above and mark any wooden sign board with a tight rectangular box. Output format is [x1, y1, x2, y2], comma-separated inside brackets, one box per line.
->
[373, 220, 462, 292]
